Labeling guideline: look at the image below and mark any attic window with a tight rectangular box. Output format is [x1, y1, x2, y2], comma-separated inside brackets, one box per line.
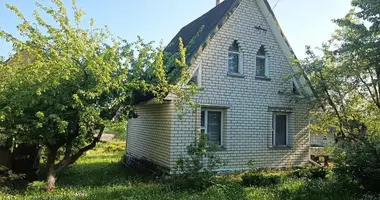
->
[228, 40, 243, 75]
[188, 63, 202, 86]
[292, 82, 300, 95]
[189, 68, 201, 86]
[256, 45, 269, 78]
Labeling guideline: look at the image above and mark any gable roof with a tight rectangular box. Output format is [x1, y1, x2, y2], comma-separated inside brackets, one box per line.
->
[164, 0, 314, 97]
[165, 0, 242, 63]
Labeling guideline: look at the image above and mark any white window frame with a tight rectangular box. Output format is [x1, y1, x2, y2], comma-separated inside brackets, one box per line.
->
[227, 51, 243, 75]
[272, 113, 289, 146]
[197, 63, 202, 87]
[256, 54, 269, 77]
[201, 109, 223, 146]
[188, 62, 202, 87]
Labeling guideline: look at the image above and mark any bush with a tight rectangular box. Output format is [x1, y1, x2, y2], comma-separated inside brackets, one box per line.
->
[289, 167, 329, 179]
[170, 132, 223, 191]
[103, 143, 124, 153]
[241, 172, 281, 187]
[0, 166, 25, 185]
[333, 135, 380, 193]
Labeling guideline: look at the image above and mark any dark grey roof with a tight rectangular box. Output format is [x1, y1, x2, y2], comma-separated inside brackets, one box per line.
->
[164, 0, 242, 64]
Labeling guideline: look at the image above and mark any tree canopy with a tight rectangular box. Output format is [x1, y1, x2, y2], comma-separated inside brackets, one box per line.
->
[300, 0, 380, 139]
[0, 0, 198, 191]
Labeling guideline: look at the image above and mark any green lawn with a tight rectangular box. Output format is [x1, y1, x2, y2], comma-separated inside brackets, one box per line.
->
[0, 140, 374, 200]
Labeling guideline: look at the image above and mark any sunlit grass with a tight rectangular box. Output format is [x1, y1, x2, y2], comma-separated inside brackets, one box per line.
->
[0, 140, 375, 200]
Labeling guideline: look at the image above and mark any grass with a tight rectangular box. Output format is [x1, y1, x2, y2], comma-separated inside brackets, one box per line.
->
[0, 140, 377, 200]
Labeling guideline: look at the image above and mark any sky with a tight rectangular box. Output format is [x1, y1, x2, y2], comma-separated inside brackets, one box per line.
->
[0, 0, 352, 59]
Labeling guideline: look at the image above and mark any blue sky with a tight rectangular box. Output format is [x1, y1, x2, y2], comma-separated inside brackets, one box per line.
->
[0, 0, 351, 59]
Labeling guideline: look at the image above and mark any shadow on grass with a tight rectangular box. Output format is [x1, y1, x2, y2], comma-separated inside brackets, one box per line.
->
[57, 161, 155, 188]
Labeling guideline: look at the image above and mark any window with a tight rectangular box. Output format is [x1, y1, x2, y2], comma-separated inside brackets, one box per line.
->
[201, 110, 223, 145]
[188, 63, 202, 86]
[189, 68, 201, 86]
[256, 45, 269, 77]
[292, 82, 300, 95]
[272, 113, 288, 146]
[228, 40, 242, 74]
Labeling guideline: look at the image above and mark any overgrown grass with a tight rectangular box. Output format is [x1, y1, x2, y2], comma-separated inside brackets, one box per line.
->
[0, 140, 377, 200]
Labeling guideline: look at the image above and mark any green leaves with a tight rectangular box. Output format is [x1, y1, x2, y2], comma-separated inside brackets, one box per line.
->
[300, 0, 380, 139]
[0, 0, 198, 189]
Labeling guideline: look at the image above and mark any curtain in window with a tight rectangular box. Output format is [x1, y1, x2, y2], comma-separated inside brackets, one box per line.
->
[228, 53, 239, 73]
[275, 115, 287, 146]
[207, 111, 221, 145]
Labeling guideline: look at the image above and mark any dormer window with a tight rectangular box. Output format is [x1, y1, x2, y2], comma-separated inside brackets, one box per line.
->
[256, 45, 269, 77]
[228, 40, 243, 75]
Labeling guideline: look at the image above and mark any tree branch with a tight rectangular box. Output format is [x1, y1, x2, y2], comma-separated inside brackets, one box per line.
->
[318, 71, 346, 139]
[358, 75, 380, 108]
[55, 125, 105, 172]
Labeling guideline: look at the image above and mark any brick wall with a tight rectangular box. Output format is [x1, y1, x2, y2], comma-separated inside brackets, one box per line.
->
[310, 133, 335, 147]
[126, 101, 174, 168]
[170, 0, 310, 170]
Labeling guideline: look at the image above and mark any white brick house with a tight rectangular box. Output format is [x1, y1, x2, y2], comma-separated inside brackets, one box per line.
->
[126, 0, 313, 172]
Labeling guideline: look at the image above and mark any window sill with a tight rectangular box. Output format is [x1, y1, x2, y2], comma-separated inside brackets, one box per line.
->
[207, 146, 227, 152]
[255, 76, 271, 81]
[227, 72, 245, 78]
[218, 146, 227, 151]
[269, 145, 292, 150]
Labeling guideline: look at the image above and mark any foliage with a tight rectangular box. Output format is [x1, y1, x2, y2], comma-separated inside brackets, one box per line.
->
[0, 0, 198, 191]
[297, 0, 380, 140]
[332, 135, 380, 193]
[27, 181, 47, 193]
[104, 120, 127, 140]
[170, 132, 223, 191]
[295, 0, 380, 194]
[102, 142, 124, 153]
[0, 166, 25, 184]
[241, 172, 281, 187]
[0, 139, 376, 200]
[288, 167, 329, 180]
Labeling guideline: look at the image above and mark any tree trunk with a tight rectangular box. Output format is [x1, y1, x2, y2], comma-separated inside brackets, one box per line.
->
[47, 168, 56, 192]
[46, 148, 57, 192]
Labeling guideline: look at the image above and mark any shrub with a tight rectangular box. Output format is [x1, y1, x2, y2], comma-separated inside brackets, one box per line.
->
[241, 172, 281, 187]
[332, 135, 380, 193]
[170, 132, 223, 191]
[0, 166, 25, 185]
[103, 143, 124, 153]
[105, 121, 127, 140]
[289, 167, 329, 179]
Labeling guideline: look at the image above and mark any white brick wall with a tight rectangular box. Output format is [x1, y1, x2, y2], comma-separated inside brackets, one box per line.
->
[126, 101, 174, 168]
[127, 0, 310, 171]
[310, 133, 335, 147]
[170, 0, 310, 170]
